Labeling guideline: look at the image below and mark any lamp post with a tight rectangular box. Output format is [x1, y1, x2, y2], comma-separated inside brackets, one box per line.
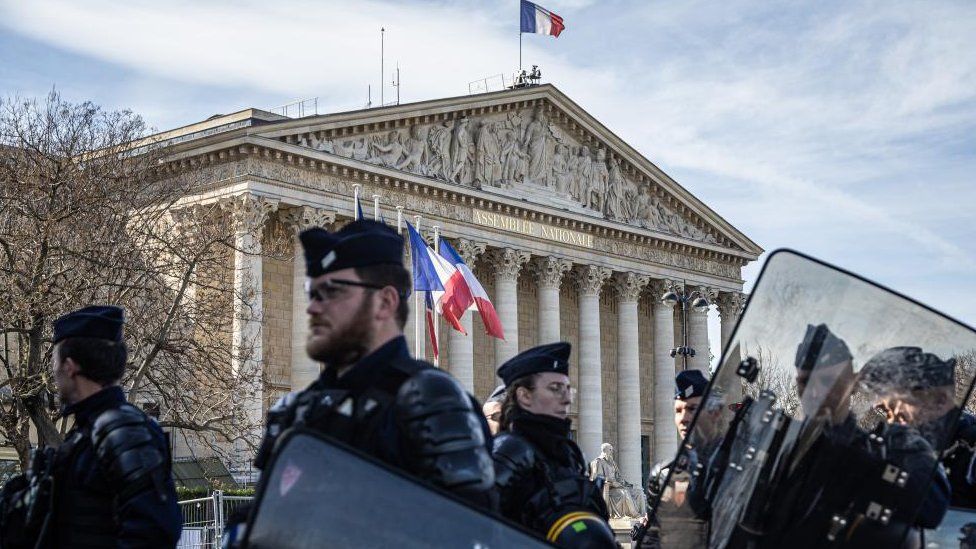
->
[661, 284, 710, 371]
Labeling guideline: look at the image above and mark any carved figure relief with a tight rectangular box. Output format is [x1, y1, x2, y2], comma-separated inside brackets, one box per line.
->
[295, 104, 721, 244]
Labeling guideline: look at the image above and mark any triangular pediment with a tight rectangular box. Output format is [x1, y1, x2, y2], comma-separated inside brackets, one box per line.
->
[250, 85, 761, 255]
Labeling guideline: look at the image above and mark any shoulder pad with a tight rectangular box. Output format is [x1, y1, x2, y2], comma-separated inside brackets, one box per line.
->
[389, 357, 431, 377]
[269, 391, 300, 414]
[396, 368, 474, 419]
[493, 432, 536, 468]
[91, 404, 166, 489]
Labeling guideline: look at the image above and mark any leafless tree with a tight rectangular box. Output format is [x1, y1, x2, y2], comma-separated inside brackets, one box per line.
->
[0, 90, 275, 470]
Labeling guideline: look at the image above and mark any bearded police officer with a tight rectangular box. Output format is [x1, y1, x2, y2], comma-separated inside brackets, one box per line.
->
[492, 342, 616, 547]
[249, 220, 494, 506]
[0, 306, 181, 548]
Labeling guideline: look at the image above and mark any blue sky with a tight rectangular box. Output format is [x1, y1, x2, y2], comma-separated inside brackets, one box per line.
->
[2, 0, 974, 363]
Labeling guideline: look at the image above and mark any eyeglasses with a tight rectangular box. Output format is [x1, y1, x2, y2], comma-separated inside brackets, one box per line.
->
[306, 279, 386, 303]
[544, 383, 575, 399]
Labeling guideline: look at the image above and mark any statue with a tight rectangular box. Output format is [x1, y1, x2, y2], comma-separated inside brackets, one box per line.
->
[449, 117, 472, 184]
[587, 148, 609, 212]
[551, 143, 571, 195]
[371, 130, 404, 168]
[499, 127, 527, 186]
[521, 105, 552, 184]
[427, 122, 452, 181]
[571, 145, 592, 202]
[396, 125, 427, 174]
[588, 443, 646, 518]
[604, 155, 625, 220]
[474, 120, 501, 187]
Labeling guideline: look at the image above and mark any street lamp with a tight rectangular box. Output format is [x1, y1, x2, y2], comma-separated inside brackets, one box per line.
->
[661, 284, 710, 371]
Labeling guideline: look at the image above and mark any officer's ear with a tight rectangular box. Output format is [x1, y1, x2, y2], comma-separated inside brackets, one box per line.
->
[373, 285, 400, 322]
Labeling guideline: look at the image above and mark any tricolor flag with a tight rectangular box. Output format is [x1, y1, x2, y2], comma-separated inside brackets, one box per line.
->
[425, 292, 440, 359]
[439, 239, 504, 340]
[520, 0, 564, 37]
[406, 221, 459, 355]
[355, 196, 365, 220]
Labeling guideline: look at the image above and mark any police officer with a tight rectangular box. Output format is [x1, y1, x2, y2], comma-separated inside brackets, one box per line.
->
[253, 220, 494, 500]
[635, 370, 712, 549]
[492, 342, 616, 547]
[2, 306, 181, 547]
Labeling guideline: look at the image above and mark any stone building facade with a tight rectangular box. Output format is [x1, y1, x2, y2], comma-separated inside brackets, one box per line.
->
[158, 84, 761, 488]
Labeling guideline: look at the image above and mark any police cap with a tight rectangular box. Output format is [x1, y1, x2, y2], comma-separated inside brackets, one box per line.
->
[53, 305, 125, 344]
[300, 220, 404, 278]
[675, 369, 709, 400]
[794, 323, 852, 372]
[497, 342, 571, 387]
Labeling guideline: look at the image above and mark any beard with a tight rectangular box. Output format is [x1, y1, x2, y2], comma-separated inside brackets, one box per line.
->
[306, 297, 373, 367]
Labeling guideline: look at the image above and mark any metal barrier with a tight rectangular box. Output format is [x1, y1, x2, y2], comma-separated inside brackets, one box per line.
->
[178, 490, 253, 549]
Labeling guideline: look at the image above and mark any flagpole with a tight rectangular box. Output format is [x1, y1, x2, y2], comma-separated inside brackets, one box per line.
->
[432, 225, 441, 368]
[352, 184, 361, 218]
[414, 215, 423, 360]
[372, 194, 381, 221]
[396, 206, 403, 235]
[519, 31, 523, 71]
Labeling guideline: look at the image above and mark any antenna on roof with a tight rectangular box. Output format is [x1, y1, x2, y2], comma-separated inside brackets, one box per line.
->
[380, 27, 385, 107]
[392, 63, 400, 105]
[366, 85, 372, 109]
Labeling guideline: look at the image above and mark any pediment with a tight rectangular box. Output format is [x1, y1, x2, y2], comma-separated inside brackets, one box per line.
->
[252, 85, 761, 255]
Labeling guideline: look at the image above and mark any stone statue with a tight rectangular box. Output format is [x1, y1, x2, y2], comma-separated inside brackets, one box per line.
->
[587, 148, 609, 212]
[588, 443, 646, 518]
[449, 117, 472, 184]
[605, 155, 625, 220]
[371, 130, 404, 168]
[474, 120, 502, 187]
[427, 122, 452, 181]
[572, 145, 592, 202]
[521, 105, 552, 184]
[499, 127, 527, 185]
[551, 143, 571, 195]
[396, 124, 427, 174]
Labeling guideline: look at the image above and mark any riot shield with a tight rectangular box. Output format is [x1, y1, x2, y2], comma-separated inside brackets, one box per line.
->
[243, 427, 552, 548]
[925, 507, 976, 548]
[649, 249, 976, 549]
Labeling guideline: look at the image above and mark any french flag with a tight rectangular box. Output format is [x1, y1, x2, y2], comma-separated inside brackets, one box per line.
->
[439, 239, 505, 340]
[520, 0, 565, 37]
[405, 221, 446, 356]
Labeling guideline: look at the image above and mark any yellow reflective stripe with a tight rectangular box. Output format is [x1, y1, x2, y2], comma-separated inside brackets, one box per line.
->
[545, 511, 593, 541]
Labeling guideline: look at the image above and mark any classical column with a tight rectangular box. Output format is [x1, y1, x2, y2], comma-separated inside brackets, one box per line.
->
[687, 286, 715, 373]
[282, 206, 336, 391]
[221, 194, 278, 460]
[574, 264, 612, 462]
[650, 279, 678, 464]
[717, 292, 746, 355]
[487, 248, 530, 367]
[448, 239, 485, 393]
[613, 272, 650, 486]
[530, 256, 572, 345]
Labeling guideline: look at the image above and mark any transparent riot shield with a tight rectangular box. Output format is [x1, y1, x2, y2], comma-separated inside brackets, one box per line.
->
[925, 507, 976, 548]
[648, 249, 976, 549]
[243, 427, 552, 548]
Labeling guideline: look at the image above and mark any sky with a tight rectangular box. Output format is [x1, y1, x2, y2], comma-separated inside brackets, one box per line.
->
[2, 0, 974, 367]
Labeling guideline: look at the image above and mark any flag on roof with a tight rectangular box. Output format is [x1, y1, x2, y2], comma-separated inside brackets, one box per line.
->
[439, 239, 504, 340]
[520, 0, 565, 37]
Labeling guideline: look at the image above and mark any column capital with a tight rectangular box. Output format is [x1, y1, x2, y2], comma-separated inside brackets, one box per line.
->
[530, 256, 574, 289]
[573, 265, 612, 297]
[220, 194, 279, 235]
[717, 291, 748, 319]
[487, 248, 531, 281]
[454, 238, 487, 267]
[281, 205, 336, 233]
[612, 272, 651, 303]
[647, 278, 680, 304]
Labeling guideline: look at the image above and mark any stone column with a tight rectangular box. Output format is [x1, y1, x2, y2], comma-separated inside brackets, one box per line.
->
[448, 239, 485, 393]
[487, 248, 530, 368]
[650, 279, 678, 464]
[687, 286, 714, 373]
[613, 272, 650, 486]
[530, 256, 572, 345]
[717, 291, 747, 356]
[282, 206, 336, 391]
[221, 193, 277, 466]
[574, 264, 612, 462]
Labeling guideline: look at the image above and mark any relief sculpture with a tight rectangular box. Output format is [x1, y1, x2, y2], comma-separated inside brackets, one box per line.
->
[299, 105, 720, 244]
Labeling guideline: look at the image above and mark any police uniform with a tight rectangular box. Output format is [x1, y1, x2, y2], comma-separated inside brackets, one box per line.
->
[635, 370, 710, 549]
[252, 221, 494, 507]
[491, 342, 615, 547]
[2, 306, 182, 548]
